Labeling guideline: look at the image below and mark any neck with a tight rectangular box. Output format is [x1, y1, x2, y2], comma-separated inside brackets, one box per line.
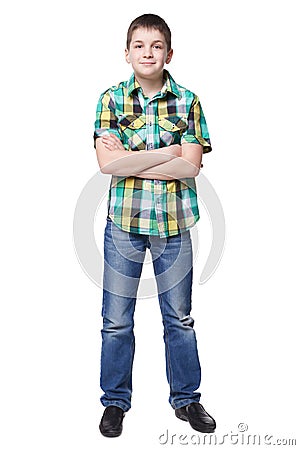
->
[135, 72, 165, 98]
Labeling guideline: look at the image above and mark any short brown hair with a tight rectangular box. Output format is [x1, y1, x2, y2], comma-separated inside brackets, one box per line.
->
[126, 14, 171, 51]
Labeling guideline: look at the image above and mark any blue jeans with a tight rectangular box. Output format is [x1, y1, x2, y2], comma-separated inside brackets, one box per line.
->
[100, 217, 201, 412]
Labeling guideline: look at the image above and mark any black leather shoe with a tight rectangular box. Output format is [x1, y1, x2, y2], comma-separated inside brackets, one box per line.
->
[99, 406, 125, 437]
[175, 403, 216, 433]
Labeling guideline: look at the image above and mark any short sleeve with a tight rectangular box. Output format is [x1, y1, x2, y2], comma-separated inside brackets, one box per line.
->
[93, 89, 122, 149]
[181, 95, 212, 154]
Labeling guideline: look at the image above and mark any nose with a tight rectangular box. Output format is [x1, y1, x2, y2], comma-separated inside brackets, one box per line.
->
[143, 46, 153, 58]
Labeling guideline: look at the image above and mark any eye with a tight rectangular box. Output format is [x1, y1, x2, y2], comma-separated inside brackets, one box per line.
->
[153, 45, 162, 49]
[134, 45, 143, 48]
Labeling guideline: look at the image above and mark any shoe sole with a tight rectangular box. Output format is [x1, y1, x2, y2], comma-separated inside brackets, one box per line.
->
[175, 410, 216, 434]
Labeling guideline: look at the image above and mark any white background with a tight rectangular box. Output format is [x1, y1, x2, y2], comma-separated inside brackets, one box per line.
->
[1, 1, 299, 449]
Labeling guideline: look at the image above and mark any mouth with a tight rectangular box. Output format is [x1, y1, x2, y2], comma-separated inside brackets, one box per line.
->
[140, 62, 156, 65]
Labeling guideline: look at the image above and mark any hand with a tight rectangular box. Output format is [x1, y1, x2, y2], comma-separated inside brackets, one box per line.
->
[101, 134, 125, 151]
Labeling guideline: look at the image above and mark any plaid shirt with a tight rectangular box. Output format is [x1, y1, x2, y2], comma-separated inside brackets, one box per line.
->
[94, 70, 212, 238]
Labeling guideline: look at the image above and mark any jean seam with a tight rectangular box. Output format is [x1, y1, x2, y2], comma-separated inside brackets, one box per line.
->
[165, 328, 173, 401]
[159, 293, 174, 400]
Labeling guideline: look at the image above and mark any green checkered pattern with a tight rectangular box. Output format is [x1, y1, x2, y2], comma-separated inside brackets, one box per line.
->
[94, 70, 212, 238]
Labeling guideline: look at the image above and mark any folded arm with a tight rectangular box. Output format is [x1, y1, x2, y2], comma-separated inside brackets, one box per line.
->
[135, 143, 203, 180]
[95, 134, 181, 176]
[96, 134, 203, 179]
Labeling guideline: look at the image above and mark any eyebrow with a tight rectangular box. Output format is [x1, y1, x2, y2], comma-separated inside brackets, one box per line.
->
[132, 40, 164, 44]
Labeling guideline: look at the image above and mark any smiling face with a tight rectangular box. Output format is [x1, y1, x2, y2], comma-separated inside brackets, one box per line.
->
[125, 27, 173, 82]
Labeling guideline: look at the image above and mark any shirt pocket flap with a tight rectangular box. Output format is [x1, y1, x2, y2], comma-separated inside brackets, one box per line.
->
[118, 114, 146, 130]
[158, 115, 188, 132]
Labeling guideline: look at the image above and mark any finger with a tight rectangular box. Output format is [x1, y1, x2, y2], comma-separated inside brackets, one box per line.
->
[101, 136, 111, 142]
[115, 142, 124, 151]
[102, 134, 115, 141]
[108, 134, 122, 143]
[107, 137, 124, 151]
[101, 137, 115, 149]
[103, 136, 117, 145]
[101, 134, 123, 151]
[102, 140, 115, 150]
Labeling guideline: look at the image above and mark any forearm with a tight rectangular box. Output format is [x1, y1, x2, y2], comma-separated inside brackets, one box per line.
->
[102, 150, 176, 176]
[135, 157, 199, 180]
[96, 139, 180, 175]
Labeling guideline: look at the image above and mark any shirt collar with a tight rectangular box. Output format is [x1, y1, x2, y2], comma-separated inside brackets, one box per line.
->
[127, 69, 181, 99]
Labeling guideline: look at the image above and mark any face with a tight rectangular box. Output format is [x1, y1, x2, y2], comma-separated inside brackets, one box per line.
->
[125, 27, 173, 80]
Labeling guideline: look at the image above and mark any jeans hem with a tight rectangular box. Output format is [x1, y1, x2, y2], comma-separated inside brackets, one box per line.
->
[101, 399, 130, 413]
[171, 396, 201, 410]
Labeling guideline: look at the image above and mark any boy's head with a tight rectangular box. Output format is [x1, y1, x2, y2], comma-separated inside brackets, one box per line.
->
[125, 14, 173, 79]
[126, 14, 171, 52]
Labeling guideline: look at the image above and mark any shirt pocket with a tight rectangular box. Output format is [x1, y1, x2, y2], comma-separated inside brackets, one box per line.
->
[118, 114, 146, 151]
[158, 115, 188, 146]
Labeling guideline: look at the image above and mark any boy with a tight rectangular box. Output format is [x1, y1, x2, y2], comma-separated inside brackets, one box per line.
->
[94, 14, 216, 438]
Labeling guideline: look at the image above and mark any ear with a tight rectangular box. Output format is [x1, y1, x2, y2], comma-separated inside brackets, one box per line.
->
[166, 48, 173, 65]
[125, 48, 130, 64]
